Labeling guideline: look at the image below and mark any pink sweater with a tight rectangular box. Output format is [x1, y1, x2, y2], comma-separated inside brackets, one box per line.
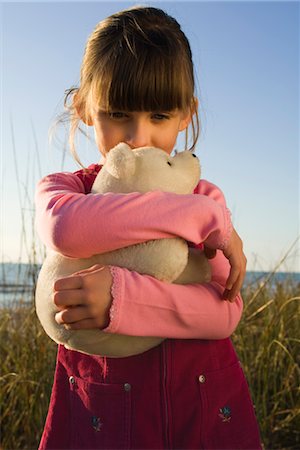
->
[35, 165, 242, 340]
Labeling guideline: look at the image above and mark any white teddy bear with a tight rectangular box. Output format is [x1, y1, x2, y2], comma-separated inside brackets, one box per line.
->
[35, 143, 211, 357]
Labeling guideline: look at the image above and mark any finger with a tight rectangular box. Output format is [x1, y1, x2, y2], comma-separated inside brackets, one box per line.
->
[225, 271, 245, 302]
[226, 284, 240, 302]
[230, 258, 247, 294]
[64, 318, 100, 330]
[225, 265, 240, 290]
[54, 275, 83, 291]
[223, 285, 239, 302]
[72, 264, 105, 276]
[54, 265, 105, 292]
[54, 289, 84, 308]
[223, 266, 242, 301]
[55, 306, 92, 325]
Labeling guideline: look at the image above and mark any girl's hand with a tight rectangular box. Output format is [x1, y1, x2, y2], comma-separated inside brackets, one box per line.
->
[54, 265, 113, 330]
[204, 228, 247, 302]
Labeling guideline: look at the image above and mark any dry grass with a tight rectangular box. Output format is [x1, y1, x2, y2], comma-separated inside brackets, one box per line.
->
[0, 273, 299, 449]
[0, 299, 57, 450]
[234, 273, 300, 449]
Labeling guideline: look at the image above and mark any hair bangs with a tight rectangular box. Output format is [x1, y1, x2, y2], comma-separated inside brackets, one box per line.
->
[89, 41, 193, 113]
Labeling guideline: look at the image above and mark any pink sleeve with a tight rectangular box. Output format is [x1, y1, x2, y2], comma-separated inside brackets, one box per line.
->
[101, 179, 242, 340]
[35, 172, 232, 258]
[103, 252, 243, 339]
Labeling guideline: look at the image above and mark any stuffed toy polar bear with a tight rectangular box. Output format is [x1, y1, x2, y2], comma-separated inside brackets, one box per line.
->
[35, 143, 211, 357]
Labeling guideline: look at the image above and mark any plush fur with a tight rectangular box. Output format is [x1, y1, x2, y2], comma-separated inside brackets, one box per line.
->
[35, 143, 211, 357]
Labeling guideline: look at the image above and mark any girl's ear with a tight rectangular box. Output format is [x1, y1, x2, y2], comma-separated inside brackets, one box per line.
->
[178, 97, 199, 131]
[73, 92, 94, 126]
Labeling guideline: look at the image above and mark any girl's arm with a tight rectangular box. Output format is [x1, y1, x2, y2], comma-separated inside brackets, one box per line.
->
[55, 250, 242, 340]
[51, 177, 244, 338]
[102, 251, 243, 340]
[35, 172, 232, 258]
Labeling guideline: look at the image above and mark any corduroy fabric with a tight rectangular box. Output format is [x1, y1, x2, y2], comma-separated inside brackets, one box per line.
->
[39, 339, 262, 449]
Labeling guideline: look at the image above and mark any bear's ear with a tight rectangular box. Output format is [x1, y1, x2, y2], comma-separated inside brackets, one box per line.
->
[105, 143, 136, 179]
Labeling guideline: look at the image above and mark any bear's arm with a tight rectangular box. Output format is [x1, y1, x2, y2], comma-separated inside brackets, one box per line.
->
[102, 252, 243, 340]
[35, 172, 231, 258]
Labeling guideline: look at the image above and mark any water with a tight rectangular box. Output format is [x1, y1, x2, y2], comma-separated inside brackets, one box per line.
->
[0, 262, 299, 306]
[0, 262, 41, 305]
[244, 270, 300, 286]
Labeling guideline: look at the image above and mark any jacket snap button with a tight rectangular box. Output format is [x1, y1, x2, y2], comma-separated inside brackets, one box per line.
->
[124, 383, 131, 392]
[198, 374, 206, 383]
[69, 376, 75, 385]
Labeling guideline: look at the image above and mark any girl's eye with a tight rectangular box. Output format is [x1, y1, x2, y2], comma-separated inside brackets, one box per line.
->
[152, 113, 170, 121]
[109, 112, 128, 120]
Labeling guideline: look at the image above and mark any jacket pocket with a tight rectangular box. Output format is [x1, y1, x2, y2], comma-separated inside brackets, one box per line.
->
[69, 374, 131, 450]
[197, 361, 262, 449]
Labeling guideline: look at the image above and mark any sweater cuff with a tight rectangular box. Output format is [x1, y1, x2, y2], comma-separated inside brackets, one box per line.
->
[102, 266, 124, 334]
[205, 207, 233, 250]
[218, 207, 233, 250]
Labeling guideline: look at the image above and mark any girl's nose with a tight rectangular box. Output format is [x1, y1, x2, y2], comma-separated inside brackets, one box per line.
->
[125, 120, 151, 149]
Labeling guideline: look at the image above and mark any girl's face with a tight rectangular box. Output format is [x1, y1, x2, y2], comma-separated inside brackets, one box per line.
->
[88, 106, 193, 159]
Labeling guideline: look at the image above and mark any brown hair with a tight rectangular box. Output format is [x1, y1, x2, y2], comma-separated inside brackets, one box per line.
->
[63, 6, 200, 164]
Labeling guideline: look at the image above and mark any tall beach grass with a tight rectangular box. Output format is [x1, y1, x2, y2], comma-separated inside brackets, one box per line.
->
[0, 299, 57, 450]
[0, 264, 299, 450]
[233, 272, 300, 448]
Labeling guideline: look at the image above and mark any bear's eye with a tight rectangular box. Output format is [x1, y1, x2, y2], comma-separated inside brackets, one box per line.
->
[167, 161, 172, 166]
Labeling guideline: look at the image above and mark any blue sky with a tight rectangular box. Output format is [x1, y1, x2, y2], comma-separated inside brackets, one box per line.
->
[1, 1, 299, 272]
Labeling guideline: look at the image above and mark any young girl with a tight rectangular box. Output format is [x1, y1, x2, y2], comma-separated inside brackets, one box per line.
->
[36, 6, 262, 449]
